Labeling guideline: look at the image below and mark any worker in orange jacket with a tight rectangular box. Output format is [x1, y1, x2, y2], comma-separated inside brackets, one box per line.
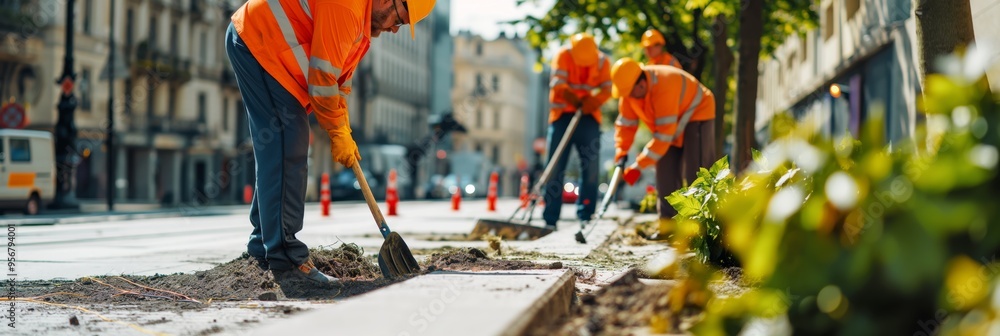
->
[543, 33, 612, 231]
[641, 29, 682, 69]
[610, 58, 716, 220]
[226, 0, 435, 291]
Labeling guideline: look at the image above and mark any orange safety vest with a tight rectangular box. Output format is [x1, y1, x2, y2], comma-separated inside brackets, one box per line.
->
[232, 0, 372, 131]
[649, 52, 681, 69]
[548, 48, 612, 124]
[614, 65, 715, 168]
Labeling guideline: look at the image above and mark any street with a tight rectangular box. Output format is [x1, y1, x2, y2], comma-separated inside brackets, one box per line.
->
[10, 199, 576, 281]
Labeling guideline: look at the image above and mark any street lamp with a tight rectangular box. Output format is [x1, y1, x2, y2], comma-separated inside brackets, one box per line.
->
[51, 0, 79, 210]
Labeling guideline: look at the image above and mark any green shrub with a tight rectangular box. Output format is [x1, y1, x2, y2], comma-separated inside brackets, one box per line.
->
[687, 69, 1000, 335]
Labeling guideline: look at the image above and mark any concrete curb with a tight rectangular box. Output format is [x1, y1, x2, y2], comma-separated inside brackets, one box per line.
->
[250, 270, 577, 336]
[501, 269, 577, 336]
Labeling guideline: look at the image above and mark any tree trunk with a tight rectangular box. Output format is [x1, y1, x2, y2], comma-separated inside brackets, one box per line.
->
[913, 0, 976, 86]
[732, 0, 764, 171]
[712, 15, 734, 159]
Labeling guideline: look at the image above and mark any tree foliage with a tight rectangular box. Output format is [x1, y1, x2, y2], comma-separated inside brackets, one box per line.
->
[516, 0, 818, 76]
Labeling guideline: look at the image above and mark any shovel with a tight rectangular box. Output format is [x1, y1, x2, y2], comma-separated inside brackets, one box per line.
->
[575, 155, 627, 244]
[352, 164, 421, 278]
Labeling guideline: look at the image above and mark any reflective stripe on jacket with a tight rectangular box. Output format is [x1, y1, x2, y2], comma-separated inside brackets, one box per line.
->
[649, 52, 681, 69]
[614, 65, 715, 168]
[232, 0, 372, 131]
[548, 48, 612, 124]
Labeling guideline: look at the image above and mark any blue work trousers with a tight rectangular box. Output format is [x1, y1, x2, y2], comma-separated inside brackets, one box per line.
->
[225, 23, 310, 271]
[542, 113, 601, 225]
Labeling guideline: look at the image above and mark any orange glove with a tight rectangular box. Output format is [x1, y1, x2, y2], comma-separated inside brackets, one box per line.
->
[582, 96, 602, 114]
[328, 127, 361, 167]
[614, 149, 628, 164]
[560, 89, 581, 108]
[624, 164, 641, 186]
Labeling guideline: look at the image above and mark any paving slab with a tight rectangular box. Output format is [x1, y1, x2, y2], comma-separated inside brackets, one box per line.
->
[515, 206, 630, 260]
[251, 269, 575, 336]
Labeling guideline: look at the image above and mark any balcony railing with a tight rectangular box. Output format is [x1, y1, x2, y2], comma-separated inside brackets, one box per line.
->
[130, 41, 192, 84]
[0, 3, 42, 35]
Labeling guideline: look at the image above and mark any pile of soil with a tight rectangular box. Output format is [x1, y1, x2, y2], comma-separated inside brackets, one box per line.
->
[532, 270, 695, 335]
[19, 243, 396, 306]
[424, 247, 548, 272]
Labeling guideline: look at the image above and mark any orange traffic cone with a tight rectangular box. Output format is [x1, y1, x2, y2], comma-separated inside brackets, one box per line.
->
[451, 175, 462, 211]
[320, 173, 330, 217]
[387, 169, 398, 216]
[487, 171, 498, 212]
[243, 185, 253, 204]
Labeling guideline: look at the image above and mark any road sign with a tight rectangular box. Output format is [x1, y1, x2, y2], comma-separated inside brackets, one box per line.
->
[0, 103, 26, 129]
[533, 138, 546, 154]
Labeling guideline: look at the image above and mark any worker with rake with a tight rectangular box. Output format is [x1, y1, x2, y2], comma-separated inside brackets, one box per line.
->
[544, 33, 613, 231]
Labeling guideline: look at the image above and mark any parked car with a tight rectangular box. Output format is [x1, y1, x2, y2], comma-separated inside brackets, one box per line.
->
[440, 174, 487, 198]
[0, 129, 55, 215]
[562, 181, 579, 203]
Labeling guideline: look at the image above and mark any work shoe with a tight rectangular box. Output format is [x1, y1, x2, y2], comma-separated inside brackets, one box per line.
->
[272, 259, 340, 285]
[544, 222, 558, 231]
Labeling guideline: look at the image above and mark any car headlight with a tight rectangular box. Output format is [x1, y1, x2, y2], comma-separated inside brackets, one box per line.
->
[574, 186, 579, 195]
[465, 184, 476, 194]
[564, 183, 574, 193]
[353, 181, 361, 190]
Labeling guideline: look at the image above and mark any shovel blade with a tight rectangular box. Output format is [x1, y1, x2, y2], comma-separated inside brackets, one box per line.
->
[378, 232, 421, 279]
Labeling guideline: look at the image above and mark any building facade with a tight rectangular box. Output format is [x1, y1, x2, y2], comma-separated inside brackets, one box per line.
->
[1, 0, 247, 208]
[755, 0, 921, 145]
[451, 31, 547, 196]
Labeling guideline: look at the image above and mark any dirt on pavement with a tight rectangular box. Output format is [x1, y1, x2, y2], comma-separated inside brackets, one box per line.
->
[531, 270, 699, 335]
[18, 243, 397, 308]
[423, 247, 551, 272]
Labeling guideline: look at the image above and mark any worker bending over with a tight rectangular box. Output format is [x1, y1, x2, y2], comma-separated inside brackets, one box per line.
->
[611, 58, 716, 224]
[226, 0, 435, 292]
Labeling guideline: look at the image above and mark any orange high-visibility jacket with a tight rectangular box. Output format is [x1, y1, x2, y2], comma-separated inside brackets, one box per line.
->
[649, 52, 681, 68]
[232, 0, 372, 132]
[615, 65, 715, 168]
[549, 48, 612, 124]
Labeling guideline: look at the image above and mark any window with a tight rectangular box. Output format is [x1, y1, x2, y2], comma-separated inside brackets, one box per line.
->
[476, 41, 482, 56]
[126, 9, 134, 46]
[170, 23, 178, 56]
[493, 109, 500, 130]
[474, 143, 483, 153]
[149, 17, 157, 49]
[0, 138, 5, 161]
[492, 74, 499, 92]
[200, 31, 208, 65]
[223, 98, 229, 131]
[823, 4, 834, 41]
[82, 0, 92, 35]
[9, 138, 30, 163]
[846, 0, 860, 20]
[198, 93, 207, 122]
[476, 109, 482, 129]
[492, 145, 500, 164]
[79, 69, 92, 110]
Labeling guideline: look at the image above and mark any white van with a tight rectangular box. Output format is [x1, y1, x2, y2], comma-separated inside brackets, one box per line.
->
[0, 129, 55, 215]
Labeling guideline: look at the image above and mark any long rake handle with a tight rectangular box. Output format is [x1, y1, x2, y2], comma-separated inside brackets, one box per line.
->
[510, 110, 584, 221]
[352, 164, 391, 239]
[530, 109, 584, 197]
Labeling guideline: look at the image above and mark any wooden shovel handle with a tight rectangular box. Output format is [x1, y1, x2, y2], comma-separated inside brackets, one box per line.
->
[352, 164, 391, 238]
